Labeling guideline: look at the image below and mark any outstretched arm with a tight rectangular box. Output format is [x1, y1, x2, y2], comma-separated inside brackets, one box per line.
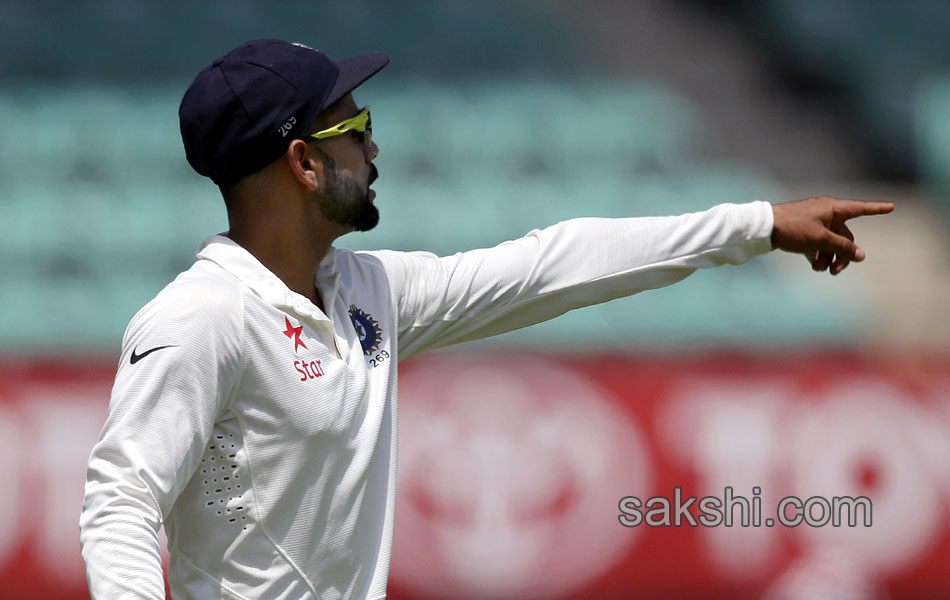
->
[770, 196, 895, 275]
[372, 202, 775, 358]
[372, 197, 894, 358]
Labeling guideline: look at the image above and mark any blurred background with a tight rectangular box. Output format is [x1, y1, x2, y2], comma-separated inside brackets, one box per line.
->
[1, 0, 948, 598]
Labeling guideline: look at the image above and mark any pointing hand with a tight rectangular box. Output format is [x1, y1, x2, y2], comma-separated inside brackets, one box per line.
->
[770, 196, 895, 275]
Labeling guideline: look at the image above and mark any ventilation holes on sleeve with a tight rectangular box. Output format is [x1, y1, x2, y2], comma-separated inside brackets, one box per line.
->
[199, 427, 248, 528]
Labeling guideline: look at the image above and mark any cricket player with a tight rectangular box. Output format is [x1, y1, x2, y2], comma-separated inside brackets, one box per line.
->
[79, 38, 894, 599]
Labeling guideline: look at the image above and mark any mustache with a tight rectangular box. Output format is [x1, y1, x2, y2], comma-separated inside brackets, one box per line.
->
[369, 164, 379, 186]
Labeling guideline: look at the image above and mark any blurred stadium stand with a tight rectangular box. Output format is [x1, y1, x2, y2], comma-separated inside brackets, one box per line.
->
[0, 78, 874, 351]
[2, 0, 913, 352]
[917, 75, 950, 201]
[726, 0, 950, 185]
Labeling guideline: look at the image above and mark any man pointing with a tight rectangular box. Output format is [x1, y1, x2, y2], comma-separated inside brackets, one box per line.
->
[80, 38, 893, 600]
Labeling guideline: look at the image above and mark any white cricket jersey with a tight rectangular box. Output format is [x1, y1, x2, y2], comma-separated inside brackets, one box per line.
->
[80, 201, 774, 599]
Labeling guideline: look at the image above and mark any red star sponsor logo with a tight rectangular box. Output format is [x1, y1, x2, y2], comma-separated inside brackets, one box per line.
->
[282, 316, 308, 352]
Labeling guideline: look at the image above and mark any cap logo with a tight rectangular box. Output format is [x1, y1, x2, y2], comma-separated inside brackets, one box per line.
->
[277, 115, 297, 138]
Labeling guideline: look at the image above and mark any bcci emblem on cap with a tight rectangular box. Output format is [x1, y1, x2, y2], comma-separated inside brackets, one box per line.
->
[349, 305, 382, 355]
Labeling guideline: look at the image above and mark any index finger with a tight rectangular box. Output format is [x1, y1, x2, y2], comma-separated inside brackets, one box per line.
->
[831, 199, 896, 220]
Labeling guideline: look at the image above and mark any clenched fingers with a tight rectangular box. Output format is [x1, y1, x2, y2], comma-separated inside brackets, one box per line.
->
[815, 228, 864, 263]
[829, 223, 855, 275]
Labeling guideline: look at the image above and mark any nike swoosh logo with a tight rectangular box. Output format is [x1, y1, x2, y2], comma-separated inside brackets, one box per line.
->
[130, 345, 176, 364]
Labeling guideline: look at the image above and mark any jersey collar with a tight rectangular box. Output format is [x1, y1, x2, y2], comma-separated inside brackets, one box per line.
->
[195, 234, 339, 322]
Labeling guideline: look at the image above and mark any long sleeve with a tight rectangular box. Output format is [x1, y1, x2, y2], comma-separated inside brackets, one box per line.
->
[79, 275, 244, 598]
[371, 201, 773, 358]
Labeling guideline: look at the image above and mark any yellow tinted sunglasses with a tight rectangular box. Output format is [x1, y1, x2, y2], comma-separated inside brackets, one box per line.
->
[308, 106, 372, 147]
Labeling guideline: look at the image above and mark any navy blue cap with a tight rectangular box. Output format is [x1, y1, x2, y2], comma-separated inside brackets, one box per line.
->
[179, 38, 389, 185]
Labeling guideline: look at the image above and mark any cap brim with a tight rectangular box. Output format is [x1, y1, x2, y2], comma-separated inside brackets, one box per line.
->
[324, 52, 390, 110]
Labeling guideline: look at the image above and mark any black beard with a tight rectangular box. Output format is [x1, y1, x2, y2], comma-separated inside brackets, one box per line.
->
[317, 154, 379, 232]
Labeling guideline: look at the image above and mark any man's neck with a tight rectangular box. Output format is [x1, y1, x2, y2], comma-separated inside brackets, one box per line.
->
[226, 214, 338, 313]
[239, 235, 331, 308]
[222, 175, 348, 314]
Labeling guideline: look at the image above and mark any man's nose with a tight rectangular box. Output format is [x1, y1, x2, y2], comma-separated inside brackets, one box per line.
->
[365, 140, 379, 162]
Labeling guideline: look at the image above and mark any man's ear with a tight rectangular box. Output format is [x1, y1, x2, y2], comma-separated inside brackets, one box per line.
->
[287, 140, 322, 190]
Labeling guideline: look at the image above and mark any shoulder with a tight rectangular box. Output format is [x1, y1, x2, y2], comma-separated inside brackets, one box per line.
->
[124, 261, 245, 348]
[149, 262, 243, 317]
[333, 247, 412, 285]
[348, 248, 442, 281]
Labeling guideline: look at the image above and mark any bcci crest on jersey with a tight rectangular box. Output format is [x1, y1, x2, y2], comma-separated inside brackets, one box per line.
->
[349, 305, 382, 356]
